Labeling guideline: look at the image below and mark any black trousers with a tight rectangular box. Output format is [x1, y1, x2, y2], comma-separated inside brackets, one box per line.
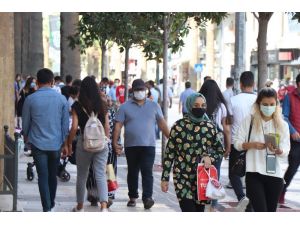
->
[246, 172, 283, 212]
[179, 199, 205, 212]
[283, 140, 300, 193]
[125, 146, 155, 200]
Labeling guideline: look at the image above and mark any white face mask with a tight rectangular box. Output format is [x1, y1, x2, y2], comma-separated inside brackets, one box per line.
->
[134, 91, 146, 100]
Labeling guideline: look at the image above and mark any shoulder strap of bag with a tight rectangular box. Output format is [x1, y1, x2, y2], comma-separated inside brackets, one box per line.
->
[81, 106, 98, 118]
[248, 116, 253, 142]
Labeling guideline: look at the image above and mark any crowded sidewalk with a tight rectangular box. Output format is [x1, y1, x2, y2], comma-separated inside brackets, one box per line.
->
[1, 98, 299, 212]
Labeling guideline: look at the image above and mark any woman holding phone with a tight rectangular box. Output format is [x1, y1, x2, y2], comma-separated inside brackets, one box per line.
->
[233, 87, 290, 212]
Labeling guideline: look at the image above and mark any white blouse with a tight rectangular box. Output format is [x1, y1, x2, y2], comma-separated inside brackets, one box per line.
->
[233, 115, 290, 178]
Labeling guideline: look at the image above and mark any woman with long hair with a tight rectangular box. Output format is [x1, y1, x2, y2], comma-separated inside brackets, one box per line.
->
[199, 79, 231, 211]
[86, 94, 120, 208]
[17, 76, 36, 118]
[66, 76, 110, 212]
[233, 88, 290, 211]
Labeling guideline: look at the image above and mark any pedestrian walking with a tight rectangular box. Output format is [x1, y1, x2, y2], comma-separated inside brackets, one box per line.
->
[233, 87, 290, 212]
[199, 79, 231, 211]
[116, 78, 126, 105]
[158, 78, 173, 111]
[179, 81, 196, 116]
[86, 94, 119, 208]
[222, 77, 235, 116]
[14, 74, 22, 121]
[16, 76, 37, 129]
[22, 68, 69, 212]
[67, 76, 110, 212]
[61, 74, 73, 100]
[161, 93, 224, 212]
[229, 71, 257, 211]
[113, 78, 170, 210]
[280, 73, 300, 204]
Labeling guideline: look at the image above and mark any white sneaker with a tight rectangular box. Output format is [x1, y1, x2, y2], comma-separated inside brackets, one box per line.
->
[235, 196, 249, 212]
[72, 207, 84, 212]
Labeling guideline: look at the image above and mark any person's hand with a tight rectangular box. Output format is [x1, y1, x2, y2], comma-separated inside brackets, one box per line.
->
[291, 132, 300, 141]
[224, 149, 230, 159]
[113, 143, 123, 156]
[266, 143, 283, 155]
[161, 181, 169, 192]
[253, 142, 266, 150]
[61, 144, 69, 157]
[202, 156, 212, 168]
[266, 143, 276, 152]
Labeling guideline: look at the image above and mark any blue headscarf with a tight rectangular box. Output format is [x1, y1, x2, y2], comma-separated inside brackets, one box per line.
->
[185, 93, 209, 123]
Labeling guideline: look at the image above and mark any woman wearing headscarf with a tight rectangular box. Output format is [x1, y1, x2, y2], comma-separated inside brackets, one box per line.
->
[161, 93, 224, 212]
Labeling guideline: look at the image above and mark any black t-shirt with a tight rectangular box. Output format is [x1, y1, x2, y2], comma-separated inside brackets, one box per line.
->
[72, 101, 106, 133]
[61, 85, 71, 100]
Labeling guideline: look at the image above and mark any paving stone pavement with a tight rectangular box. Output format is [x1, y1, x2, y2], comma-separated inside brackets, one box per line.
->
[2, 98, 300, 212]
[14, 143, 300, 212]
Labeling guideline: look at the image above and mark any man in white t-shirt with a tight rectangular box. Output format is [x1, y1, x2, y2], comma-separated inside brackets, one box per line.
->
[230, 71, 257, 212]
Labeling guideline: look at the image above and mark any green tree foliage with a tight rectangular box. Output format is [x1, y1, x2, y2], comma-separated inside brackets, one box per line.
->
[140, 12, 227, 62]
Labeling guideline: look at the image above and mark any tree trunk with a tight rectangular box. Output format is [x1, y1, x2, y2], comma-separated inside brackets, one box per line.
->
[0, 13, 15, 191]
[156, 59, 160, 85]
[101, 43, 106, 79]
[257, 12, 273, 90]
[161, 13, 170, 163]
[206, 21, 215, 79]
[14, 13, 22, 75]
[124, 47, 130, 101]
[233, 12, 246, 93]
[60, 12, 81, 80]
[21, 12, 44, 75]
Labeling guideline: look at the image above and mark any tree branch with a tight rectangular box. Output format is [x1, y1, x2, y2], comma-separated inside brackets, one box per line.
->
[252, 12, 259, 20]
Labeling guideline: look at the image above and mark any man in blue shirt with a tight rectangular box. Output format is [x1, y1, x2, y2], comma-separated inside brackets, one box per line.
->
[22, 68, 69, 212]
[179, 81, 196, 116]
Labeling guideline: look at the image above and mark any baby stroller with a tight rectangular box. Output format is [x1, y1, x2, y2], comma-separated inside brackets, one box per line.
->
[26, 149, 71, 182]
[56, 157, 71, 182]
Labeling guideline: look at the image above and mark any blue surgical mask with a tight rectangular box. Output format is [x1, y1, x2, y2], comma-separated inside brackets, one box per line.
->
[30, 82, 36, 88]
[260, 105, 276, 117]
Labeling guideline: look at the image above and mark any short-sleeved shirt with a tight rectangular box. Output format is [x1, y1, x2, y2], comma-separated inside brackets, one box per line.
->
[180, 88, 196, 113]
[115, 99, 164, 147]
[222, 88, 234, 114]
[116, 85, 125, 104]
[215, 103, 227, 131]
[230, 92, 257, 141]
[72, 101, 106, 133]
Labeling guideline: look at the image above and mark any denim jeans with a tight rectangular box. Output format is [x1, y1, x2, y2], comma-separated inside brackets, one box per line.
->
[31, 145, 61, 212]
[283, 140, 300, 193]
[125, 146, 155, 200]
[228, 145, 246, 201]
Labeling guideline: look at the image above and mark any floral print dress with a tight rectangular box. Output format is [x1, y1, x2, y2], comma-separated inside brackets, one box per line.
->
[161, 117, 224, 204]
